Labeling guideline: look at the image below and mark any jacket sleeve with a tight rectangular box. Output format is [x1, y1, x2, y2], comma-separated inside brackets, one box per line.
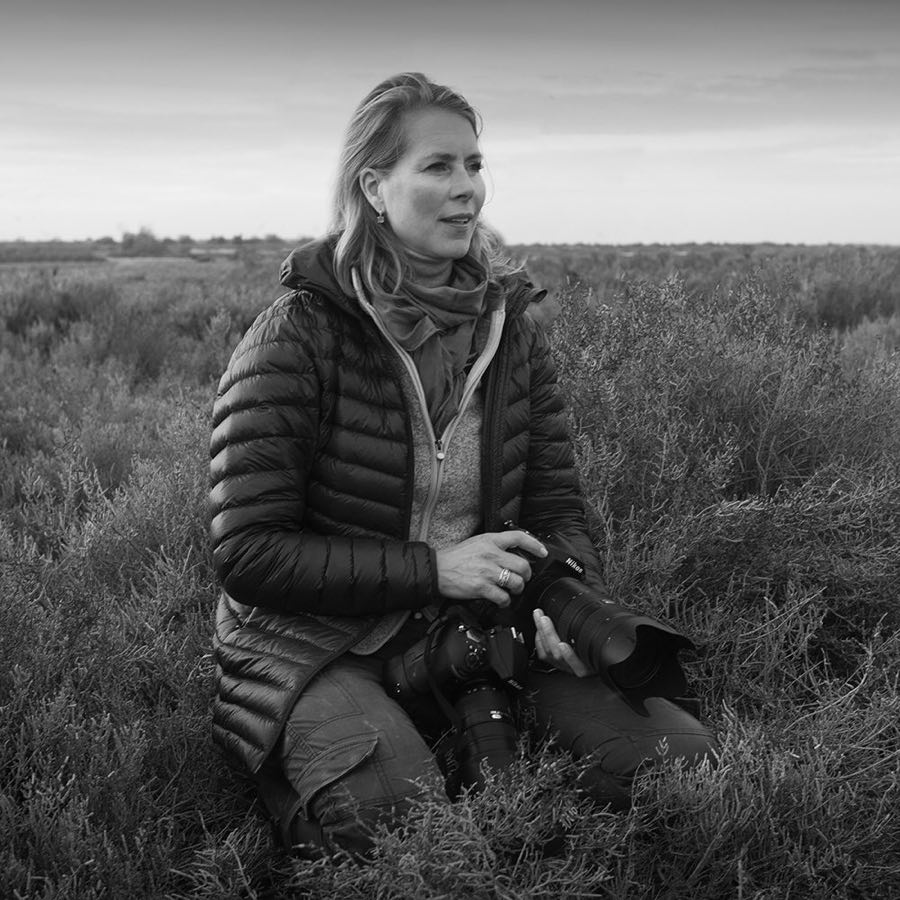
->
[518, 321, 608, 593]
[208, 295, 438, 616]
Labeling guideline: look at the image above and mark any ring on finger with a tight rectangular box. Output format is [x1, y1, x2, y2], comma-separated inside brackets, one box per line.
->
[497, 567, 512, 589]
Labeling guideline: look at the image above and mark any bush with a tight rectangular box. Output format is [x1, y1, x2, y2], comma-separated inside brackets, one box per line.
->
[2, 252, 899, 897]
[548, 276, 900, 707]
[552, 277, 900, 515]
[841, 313, 900, 371]
[513, 243, 900, 331]
[120, 228, 168, 257]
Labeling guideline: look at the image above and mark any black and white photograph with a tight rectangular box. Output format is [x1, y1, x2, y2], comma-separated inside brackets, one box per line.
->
[2, 1, 899, 897]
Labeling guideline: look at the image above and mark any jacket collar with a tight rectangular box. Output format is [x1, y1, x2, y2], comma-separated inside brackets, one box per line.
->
[279, 235, 543, 322]
[279, 235, 362, 314]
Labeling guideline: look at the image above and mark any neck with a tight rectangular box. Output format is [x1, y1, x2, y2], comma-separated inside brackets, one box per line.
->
[405, 249, 454, 288]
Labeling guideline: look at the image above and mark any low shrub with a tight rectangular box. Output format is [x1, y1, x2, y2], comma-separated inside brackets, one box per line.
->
[841, 313, 900, 371]
[1, 255, 899, 897]
[552, 277, 900, 518]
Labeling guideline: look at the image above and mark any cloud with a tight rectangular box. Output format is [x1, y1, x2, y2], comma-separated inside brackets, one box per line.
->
[3, 0, 898, 243]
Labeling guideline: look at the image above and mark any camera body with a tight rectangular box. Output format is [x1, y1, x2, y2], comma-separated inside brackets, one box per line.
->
[383, 618, 529, 794]
[382, 525, 695, 793]
[383, 619, 528, 701]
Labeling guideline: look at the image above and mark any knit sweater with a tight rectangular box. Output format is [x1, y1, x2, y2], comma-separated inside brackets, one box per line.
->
[350, 283, 503, 652]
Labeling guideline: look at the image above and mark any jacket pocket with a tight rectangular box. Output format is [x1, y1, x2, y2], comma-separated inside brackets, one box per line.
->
[291, 735, 379, 820]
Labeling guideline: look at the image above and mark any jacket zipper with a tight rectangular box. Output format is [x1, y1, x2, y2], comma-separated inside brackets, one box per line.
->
[352, 270, 505, 542]
[417, 310, 505, 539]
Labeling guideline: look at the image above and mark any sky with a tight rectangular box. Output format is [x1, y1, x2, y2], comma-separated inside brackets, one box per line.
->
[1, 0, 898, 245]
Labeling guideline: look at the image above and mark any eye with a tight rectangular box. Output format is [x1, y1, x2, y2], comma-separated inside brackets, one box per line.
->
[467, 159, 484, 174]
[426, 161, 450, 172]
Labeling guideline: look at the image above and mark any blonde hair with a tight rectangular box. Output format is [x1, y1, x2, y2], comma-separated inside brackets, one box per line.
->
[330, 72, 515, 296]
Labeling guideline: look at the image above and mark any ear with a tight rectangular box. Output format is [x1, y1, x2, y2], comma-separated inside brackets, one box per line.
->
[358, 168, 383, 212]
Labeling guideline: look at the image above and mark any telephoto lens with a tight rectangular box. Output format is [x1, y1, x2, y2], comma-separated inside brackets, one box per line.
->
[502, 523, 695, 704]
[453, 681, 519, 792]
[535, 579, 694, 700]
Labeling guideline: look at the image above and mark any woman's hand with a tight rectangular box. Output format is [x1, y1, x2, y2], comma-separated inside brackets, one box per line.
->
[533, 608, 592, 677]
[436, 530, 547, 608]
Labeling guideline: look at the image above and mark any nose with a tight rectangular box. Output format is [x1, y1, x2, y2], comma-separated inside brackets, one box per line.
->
[450, 164, 476, 199]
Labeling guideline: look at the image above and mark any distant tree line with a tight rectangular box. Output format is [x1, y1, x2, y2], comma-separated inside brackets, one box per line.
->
[0, 229, 305, 264]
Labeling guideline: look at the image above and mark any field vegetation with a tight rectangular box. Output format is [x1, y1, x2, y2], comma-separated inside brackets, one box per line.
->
[1, 242, 899, 898]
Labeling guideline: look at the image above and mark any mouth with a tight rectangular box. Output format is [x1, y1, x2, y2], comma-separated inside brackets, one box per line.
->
[440, 214, 475, 226]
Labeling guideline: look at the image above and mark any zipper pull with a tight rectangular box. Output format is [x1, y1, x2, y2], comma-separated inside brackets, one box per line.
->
[435, 439, 446, 461]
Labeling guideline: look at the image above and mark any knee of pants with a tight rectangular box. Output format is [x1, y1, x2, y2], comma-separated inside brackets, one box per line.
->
[288, 736, 445, 857]
[601, 714, 719, 780]
[575, 728, 719, 812]
[296, 756, 444, 859]
[632, 701, 720, 772]
[310, 791, 422, 859]
[277, 654, 448, 856]
[281, 766, 440, 860]
[661, 725, 720, 769]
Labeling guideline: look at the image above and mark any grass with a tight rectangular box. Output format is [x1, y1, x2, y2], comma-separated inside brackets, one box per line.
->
[1, 246, 898, 898]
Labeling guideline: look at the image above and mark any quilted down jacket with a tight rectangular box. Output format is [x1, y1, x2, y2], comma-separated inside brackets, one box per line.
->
[209, 237, 602, 774]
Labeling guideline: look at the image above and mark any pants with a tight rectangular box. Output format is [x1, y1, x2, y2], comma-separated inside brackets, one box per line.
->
[254, 622, 718, 857]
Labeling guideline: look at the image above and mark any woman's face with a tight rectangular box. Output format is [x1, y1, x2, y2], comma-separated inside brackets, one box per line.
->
[367, 107, 486, 268]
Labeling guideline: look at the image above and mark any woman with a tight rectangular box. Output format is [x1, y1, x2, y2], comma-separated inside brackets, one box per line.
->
[209, 72, 716, 858]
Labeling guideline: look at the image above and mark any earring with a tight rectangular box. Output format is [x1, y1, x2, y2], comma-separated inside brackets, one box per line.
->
[376, 208, 385, 225]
